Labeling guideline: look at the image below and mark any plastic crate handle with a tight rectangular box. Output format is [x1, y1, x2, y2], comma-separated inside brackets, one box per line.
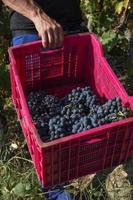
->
[41, 46, 64, 54]
[81, 134, 108, 144]
[40, 31, 81, 53]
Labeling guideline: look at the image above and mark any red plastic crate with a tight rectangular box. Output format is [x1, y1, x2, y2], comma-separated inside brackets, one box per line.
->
[9, 33, 133, 188]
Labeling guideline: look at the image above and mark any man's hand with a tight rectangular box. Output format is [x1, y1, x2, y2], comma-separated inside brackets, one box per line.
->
[33, 12, 64, 48]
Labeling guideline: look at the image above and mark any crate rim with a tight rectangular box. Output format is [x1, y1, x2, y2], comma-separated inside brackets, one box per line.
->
[21, 114, 133, 148]
[8, 32, 103, 55]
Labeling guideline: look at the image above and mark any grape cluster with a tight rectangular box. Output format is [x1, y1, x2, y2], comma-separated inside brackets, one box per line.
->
[27, 87, 132, 142]
[27, 90, 62, 140]
[62, 86, 97, 107]
[48, 115, 70, 140]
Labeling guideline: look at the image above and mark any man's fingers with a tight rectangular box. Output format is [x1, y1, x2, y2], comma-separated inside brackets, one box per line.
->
[47, 28, 55, 48]
[52, 25, 64, 48]
[53, 28, 60, 48]
[39, 23, 64, 48]
[41, 31, 49, 48]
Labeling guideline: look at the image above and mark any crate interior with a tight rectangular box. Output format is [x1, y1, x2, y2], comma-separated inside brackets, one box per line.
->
[12, 34, 127, 105]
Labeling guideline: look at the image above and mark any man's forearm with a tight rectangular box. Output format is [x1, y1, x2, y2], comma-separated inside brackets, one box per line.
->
[2, 0, 47, 23]
[2, 0, 64, 48]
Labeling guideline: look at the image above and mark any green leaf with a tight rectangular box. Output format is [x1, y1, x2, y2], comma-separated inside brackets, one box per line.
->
[115, 1, 124, 14]
[12, 182, 26, 197]
[25, 182, 31, 191]
[123, 0, 129, 10]
[101, 31, 116, 45]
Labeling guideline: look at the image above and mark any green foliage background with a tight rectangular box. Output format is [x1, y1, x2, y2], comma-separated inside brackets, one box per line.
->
[81, 0, 132, 54]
